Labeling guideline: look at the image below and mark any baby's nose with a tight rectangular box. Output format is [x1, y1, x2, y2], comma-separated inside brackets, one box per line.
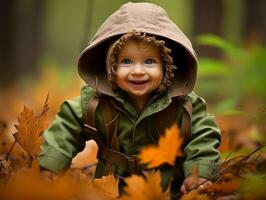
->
[131, 64, 145, 74]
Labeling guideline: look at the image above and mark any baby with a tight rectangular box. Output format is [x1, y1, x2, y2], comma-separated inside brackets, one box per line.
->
[39, 2, 221, 197]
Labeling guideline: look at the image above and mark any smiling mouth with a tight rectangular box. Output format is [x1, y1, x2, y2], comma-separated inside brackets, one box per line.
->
[129, 80, 148, 85]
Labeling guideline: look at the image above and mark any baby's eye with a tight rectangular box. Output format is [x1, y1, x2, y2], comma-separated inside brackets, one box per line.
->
[121, 59, 132, 64]
[145, 59, 155, 64]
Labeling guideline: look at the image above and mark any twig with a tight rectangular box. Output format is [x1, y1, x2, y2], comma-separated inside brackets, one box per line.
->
[5, 139, 17, 160]
[189, 144, 266, 192]
[40, 92, 49, 116]
[114, 173, 126, 180]
[224, 151, 233, 163]
[218, 145, 266, 175]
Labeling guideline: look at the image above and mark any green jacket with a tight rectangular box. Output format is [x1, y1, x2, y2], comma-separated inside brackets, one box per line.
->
[39, 84, 220, 184]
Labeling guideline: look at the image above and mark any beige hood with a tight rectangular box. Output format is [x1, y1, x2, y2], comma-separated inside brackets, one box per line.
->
[78, 2, 197, 97]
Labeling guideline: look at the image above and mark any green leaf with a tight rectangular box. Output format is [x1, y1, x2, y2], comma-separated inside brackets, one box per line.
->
[198, 58, 229, 77]
[213, 98, 240, 114]
[196, 34, 245, 58]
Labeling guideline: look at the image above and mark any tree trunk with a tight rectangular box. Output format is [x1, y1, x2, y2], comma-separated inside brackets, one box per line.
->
[244, 0, 266, 45]
[192, 0, 223, 58]
[0, 0, 44, 87]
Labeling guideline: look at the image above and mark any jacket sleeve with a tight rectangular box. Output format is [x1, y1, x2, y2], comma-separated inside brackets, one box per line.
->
[182, 92, 221, 178]
[38, 85, 93, 174]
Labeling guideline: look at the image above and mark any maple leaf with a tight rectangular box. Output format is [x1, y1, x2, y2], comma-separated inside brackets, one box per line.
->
[138, 123, 183, 168]
[13, 94, 49, 157]
[120, 171, 170, 200]
[87, 175, 119, 200]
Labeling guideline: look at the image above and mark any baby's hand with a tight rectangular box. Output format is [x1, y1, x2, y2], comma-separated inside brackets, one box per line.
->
[180, 176, 211, 194]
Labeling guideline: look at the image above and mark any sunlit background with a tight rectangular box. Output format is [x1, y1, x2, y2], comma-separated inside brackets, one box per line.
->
[1, 0, 266, 150]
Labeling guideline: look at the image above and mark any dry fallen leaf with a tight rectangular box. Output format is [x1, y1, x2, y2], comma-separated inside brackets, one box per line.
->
[138, 123, 183, 168]
[1, 162, 81, 200]
[87, 175, 119, 200]
[13, 94, 49, 157]
[120, 171, 170, 200]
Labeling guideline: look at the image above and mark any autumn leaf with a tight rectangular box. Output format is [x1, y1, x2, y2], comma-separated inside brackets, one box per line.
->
[120, 171, 170, 200]
[86, 175, 119, 200]
[138, 123, 183, 168]
[1, 163, 81, 200]
[13, 94, 49, 157]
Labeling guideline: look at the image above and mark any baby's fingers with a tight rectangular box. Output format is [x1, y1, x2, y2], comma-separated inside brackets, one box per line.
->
[180, 183, 188, 194]
[197, 180, 212, 192]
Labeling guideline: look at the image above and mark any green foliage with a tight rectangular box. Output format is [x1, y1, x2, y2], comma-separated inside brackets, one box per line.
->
[195, 34, 266, 114]
[239, 173, 266, 199]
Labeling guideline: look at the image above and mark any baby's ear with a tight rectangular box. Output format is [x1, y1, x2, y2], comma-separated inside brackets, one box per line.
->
[107, 71, 112, 81]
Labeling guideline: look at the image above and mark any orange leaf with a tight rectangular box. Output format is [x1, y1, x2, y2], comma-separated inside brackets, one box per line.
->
[1, 164, 81, 200]
[138, 123, 183, 168]
[13, 94, 49, 157]
[84, 175, 119, 200]
[120, 171, 170, 200]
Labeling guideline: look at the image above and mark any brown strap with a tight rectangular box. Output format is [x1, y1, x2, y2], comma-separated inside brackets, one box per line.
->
[179, 97, 192, 145]
[84, 95, 107, 158]
[85, 96, 99, 132]
[99, 98, 120, 150]
[98, 98, 121, 175]
[101, 147, 142, 174]
[84, 95, 122, 175]
[155, 98, 179, 135]
[156, 97, 192, 145]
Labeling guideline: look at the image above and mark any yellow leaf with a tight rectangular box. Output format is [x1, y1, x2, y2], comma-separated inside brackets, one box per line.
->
[120, 171, 170, 200]
[13, 95, 49, 157]
[138, 123, 183, 168]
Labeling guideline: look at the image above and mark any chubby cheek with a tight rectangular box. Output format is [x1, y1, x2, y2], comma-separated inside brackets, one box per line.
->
[115, 69, 128, 89]
[116, 77, 124, 89]
[151, 70, 164, 88]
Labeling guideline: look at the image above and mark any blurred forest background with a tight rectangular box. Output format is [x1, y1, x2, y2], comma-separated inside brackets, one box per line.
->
[0, 0, 266, 151]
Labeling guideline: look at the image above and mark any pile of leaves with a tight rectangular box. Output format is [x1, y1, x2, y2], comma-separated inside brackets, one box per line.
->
[0, 96, 266, 200]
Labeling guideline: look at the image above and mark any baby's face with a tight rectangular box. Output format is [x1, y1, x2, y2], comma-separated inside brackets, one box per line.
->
[116, 39, 163, 101]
